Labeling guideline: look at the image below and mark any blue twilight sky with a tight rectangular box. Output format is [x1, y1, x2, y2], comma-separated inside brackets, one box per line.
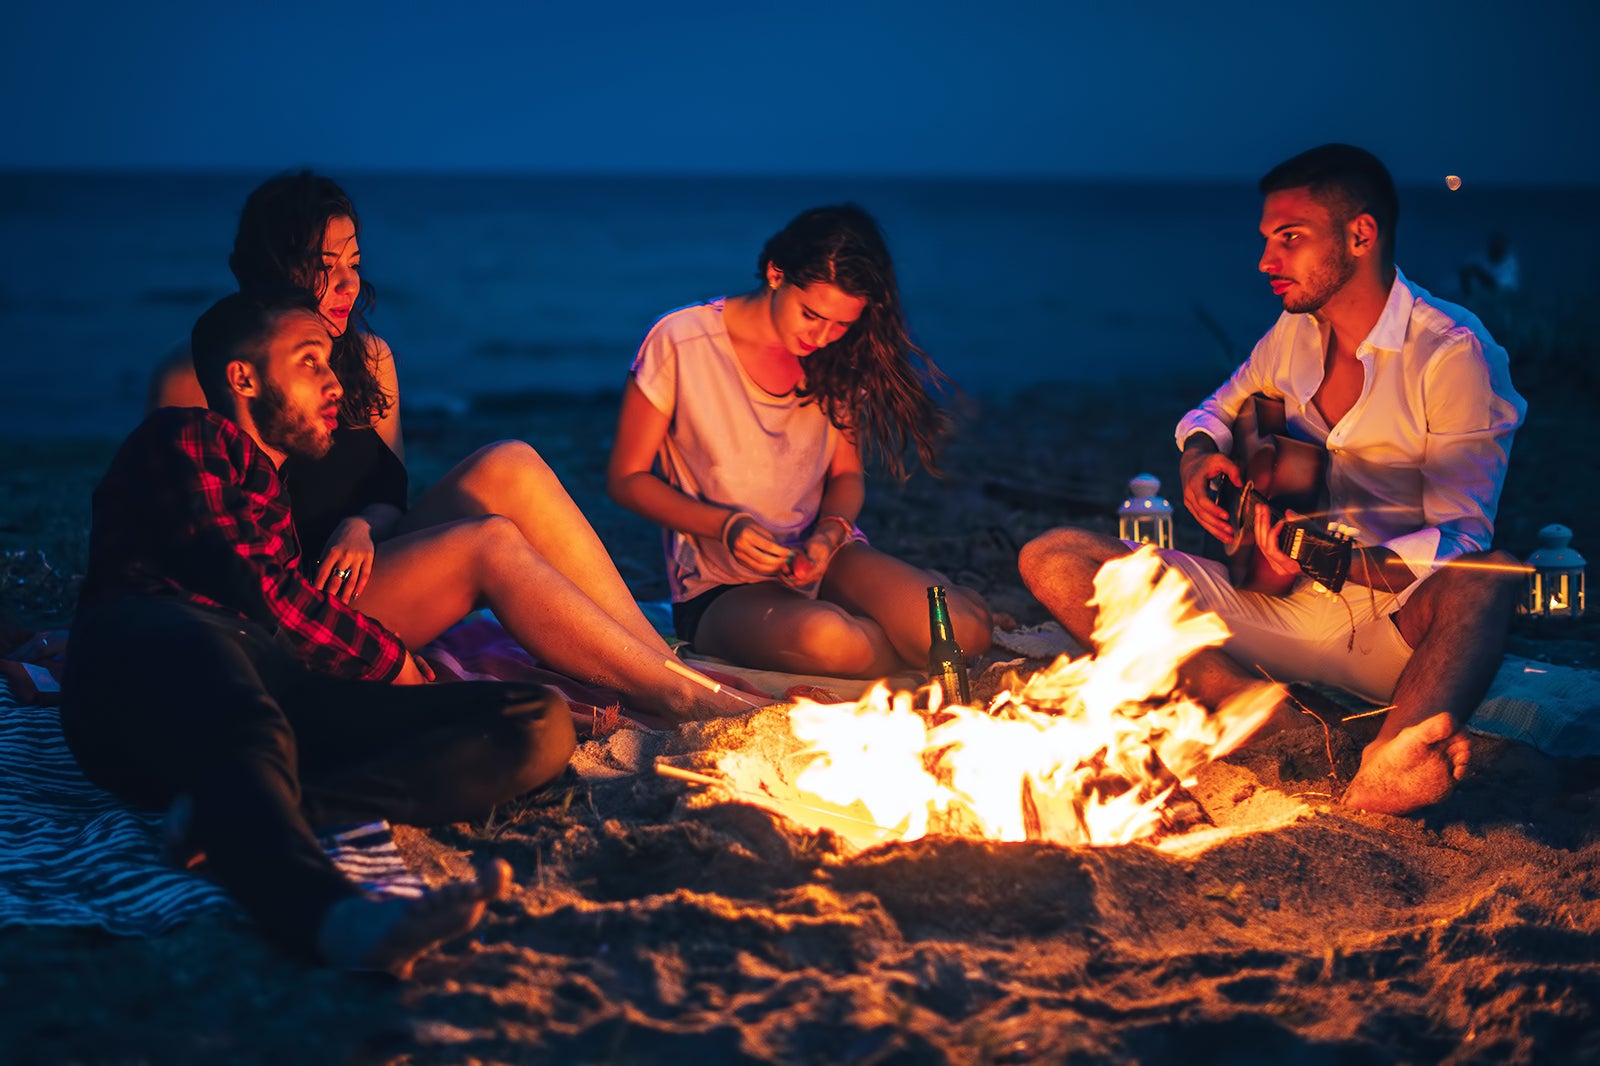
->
[4, 0, 1597, 183]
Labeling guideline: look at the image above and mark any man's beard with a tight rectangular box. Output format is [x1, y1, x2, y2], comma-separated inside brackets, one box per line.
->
[250, 377, 333, 461]
[1283, 242, 1359, 315]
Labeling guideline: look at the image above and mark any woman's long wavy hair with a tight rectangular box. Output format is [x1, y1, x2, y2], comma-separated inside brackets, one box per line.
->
[228, 171, 391, 426]
[761, 204, 951, 479]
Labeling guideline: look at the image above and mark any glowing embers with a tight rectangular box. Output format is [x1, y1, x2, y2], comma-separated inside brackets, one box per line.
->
[714, 547, 1283, 850]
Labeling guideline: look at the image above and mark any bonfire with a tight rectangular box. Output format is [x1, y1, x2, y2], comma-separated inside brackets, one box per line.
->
[705, 546, 1284, 850]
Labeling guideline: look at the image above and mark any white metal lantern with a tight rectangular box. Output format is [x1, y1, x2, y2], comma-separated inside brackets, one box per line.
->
[1118, 474, 1173, 549]
[1522, 524, 1586, 618]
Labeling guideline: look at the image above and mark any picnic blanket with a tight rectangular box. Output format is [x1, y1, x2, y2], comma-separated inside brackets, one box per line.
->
[0, 604, 691, 939]
[0, 677, 424, 936]
[0, 610, 691, 936]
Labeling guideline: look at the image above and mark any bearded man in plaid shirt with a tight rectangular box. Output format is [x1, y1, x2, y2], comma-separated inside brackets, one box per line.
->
[60, 290, 575, 977]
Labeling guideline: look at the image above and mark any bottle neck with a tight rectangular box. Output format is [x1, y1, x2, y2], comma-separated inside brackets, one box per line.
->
[927, 586, 954, 642]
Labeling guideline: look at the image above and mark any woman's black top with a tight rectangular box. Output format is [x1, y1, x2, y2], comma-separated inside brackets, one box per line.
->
[281, 426, 408, 574]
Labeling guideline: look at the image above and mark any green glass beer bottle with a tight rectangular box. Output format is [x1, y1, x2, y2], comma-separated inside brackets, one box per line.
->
[926, 585, 971, 706]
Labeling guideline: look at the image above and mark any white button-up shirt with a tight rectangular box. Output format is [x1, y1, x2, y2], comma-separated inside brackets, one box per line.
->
[1175, 269, 1526, 583]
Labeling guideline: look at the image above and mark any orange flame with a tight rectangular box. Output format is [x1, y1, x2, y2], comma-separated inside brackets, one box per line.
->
[716, 547, 1283, 850]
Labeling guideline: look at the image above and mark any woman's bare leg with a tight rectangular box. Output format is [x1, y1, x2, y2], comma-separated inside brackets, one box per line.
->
[818, 543, 993, 667]
[395, 441, 669, 654]
[693, 582, 905, 679]
[354, 516, 748, 721]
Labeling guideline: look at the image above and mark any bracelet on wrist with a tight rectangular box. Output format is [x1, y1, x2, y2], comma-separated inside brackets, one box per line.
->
[815, 514, 855, 547]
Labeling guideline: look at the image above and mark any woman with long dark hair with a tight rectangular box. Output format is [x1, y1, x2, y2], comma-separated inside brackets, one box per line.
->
[607, 205, 992, 678]
[150, 171, 751, 721]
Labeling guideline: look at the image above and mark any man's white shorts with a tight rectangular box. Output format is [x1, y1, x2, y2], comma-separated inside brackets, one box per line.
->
[1154, 548, 1415, 705]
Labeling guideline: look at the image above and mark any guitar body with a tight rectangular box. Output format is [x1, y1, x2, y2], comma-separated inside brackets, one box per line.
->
[1223, 396, 1329, 595]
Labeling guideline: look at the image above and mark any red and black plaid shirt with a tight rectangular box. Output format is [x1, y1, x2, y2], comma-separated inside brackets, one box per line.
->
[78, 408, 407, 682]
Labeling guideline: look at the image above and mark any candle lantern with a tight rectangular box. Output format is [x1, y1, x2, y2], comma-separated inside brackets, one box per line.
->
[1522, 524, 1586, 619]
[1118, 474, 1173, 549]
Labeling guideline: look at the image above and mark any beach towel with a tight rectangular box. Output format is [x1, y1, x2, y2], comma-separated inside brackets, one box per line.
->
[421, 617, 643, 733]
[1465, 657, 1600, 754]
[0, 677, 424, 936]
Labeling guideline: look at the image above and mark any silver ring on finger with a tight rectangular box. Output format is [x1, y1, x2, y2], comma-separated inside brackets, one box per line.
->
[336, 567, 353, 580]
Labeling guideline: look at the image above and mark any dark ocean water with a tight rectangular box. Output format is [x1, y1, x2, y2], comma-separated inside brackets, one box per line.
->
[2, 172, 1595, 438]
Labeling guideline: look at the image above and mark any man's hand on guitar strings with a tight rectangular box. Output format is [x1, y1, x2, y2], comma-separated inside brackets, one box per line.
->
[1181, 445, 1241, 543]
[1259, 507, 1357, 592]
[1252, 502, 1302, 581]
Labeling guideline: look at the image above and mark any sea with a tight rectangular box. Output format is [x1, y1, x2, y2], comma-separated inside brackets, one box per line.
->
[2, 172, 1596, 439]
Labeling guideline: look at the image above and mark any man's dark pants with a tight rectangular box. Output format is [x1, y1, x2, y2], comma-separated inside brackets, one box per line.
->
[60, 597, 576, 959]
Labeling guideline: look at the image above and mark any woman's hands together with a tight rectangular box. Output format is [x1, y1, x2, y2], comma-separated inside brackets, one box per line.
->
[722, 514, 792, 576]
[722, 512, 854, 588]
[779, 517, 853, 588]
[314, 517, 377, 603]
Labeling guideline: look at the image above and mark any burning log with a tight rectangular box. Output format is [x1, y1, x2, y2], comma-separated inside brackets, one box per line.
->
[1018, 753, 1213, 845]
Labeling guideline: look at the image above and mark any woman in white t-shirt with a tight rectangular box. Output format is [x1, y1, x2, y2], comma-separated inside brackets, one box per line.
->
[607, 205, 992, 679]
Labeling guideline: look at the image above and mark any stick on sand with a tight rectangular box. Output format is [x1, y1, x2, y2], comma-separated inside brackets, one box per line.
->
[662, 657, 768, 707]
[653, 763, 728, 788]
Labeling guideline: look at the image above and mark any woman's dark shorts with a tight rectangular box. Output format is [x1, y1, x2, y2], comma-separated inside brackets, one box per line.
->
[671, 584, 740, 644]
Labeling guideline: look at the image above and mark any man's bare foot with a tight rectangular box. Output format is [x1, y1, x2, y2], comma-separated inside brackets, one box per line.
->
[1341, 712, 1470, 815]
[316, 858, 513, 978]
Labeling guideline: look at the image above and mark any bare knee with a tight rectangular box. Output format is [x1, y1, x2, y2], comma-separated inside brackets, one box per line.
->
[1018, 526, 1120, 592]
[790, 605, 881, 676]
[148, 357, 207, 412]
[1435, 550, 1522, 603]
[460, 440, 556, 499]
[1406, 550, 1521, 631]
[950, 591, 993, 655]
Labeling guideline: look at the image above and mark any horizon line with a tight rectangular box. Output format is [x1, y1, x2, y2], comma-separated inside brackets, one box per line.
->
[2, 165, 1597, 191]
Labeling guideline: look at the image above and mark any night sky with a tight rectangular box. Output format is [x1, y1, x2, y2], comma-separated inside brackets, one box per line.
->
[5, 1, 1597, 183]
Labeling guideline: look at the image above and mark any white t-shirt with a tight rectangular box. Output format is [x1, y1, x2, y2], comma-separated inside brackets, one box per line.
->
[631, 300, 841, 601]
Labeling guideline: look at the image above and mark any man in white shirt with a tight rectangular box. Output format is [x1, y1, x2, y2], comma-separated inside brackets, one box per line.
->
[1020, 144, 1527, 817]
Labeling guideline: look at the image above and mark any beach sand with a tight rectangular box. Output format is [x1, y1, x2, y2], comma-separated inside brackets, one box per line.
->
[2, 344, 1597, 1063]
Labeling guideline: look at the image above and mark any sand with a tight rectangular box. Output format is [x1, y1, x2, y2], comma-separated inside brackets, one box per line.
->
[2, 337, 1598, 1063]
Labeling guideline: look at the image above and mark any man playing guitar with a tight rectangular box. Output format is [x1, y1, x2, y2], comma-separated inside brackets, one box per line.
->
[1020, 144, 1527, 816]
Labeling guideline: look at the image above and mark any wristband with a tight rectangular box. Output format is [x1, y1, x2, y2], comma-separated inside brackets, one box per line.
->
[720, 510, 756, 553]
[814, 514, 855, 547]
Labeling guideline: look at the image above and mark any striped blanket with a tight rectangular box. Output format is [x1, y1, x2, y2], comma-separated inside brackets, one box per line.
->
[0, 677, 424, 936]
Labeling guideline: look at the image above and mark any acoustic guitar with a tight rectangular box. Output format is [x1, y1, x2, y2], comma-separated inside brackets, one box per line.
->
[1209, 395, 1354, 595]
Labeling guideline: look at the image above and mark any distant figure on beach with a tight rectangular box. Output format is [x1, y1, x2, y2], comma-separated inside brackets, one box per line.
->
[62, 291, 577, 975]
[607, 205, 992, 677]
[150, 172, 749, 722]
[1019, 144, 1527, 816]
[1458, 232, 1520, 297]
